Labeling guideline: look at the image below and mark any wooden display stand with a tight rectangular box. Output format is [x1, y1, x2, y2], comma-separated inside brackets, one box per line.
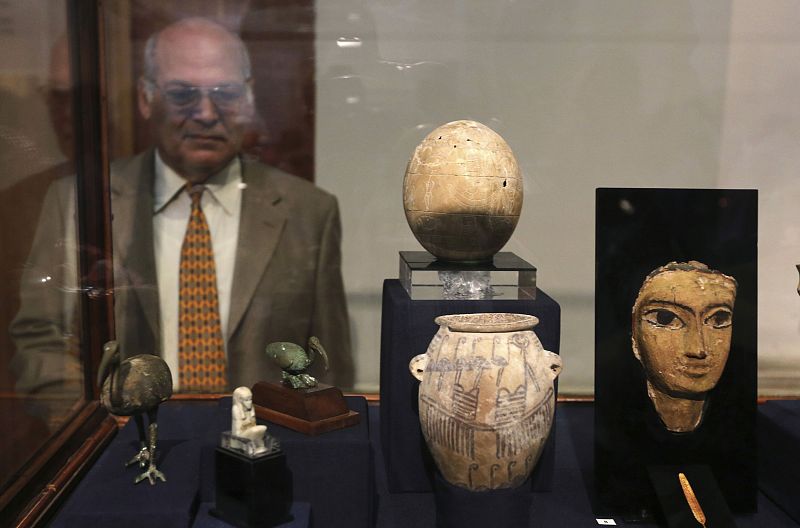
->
[252, 381, 360, 436]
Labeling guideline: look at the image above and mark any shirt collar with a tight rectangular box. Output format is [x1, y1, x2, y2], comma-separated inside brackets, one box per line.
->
[153, 150, 242, 215]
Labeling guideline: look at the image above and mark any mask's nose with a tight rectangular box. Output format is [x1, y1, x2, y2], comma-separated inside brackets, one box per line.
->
[685, 321, 708, 359]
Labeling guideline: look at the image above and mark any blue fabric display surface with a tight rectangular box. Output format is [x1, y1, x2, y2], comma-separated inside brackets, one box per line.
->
[48, 397, 799, 527]
[52, 396, 373, 528]
[53, 431, 203, 528]
[379, 279, 561, 493]
[194, 502, 311, 528]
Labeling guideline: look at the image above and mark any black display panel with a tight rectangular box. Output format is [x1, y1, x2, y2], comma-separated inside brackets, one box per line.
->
[594, 188, 757, 517]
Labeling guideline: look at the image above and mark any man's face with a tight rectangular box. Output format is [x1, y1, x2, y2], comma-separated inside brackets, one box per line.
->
[138, 26, 252, 182]
[632, 269, 736, 397]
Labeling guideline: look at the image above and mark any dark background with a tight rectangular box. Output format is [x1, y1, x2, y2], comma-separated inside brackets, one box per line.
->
[594, 188, 758, 516]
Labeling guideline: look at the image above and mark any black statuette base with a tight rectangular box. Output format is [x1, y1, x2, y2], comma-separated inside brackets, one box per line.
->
[211, 447, 293, 528]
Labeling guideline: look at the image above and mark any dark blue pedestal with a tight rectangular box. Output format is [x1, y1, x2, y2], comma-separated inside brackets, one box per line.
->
[194, 502, 310, 528]
[759, 400, 800, 524]
[432, 472, 532, 528]
[379, 279, 561, 493]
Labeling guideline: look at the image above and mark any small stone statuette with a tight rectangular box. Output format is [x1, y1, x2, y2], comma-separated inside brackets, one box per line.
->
[266, 336, 330, 389]
[221, 386, 280, 457]
[632, 261, 737, 433]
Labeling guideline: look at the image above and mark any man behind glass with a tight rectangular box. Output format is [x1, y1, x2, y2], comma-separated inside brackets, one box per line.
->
[12, 18, 352, 394]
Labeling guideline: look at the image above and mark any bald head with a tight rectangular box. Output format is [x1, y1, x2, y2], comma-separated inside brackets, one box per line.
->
[143, 18, 250, 85]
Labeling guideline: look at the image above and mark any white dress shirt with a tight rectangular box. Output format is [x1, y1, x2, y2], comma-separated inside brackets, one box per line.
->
[152, 152, 242, 390]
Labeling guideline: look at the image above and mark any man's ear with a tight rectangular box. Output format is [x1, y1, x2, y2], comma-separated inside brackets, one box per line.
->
[245, 78, 255, 105]
[137, 77, 152, 120]
[242, 79, 256, 118]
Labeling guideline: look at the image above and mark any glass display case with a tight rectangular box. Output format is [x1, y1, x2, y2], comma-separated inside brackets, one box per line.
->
[1, 1, 799, 526]
[0, 2, 115, 526]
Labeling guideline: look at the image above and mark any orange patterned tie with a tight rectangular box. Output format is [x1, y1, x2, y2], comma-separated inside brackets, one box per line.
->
[178, 184, 227, 392]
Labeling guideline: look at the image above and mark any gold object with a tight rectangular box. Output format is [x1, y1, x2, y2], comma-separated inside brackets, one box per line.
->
[678, 472, 707, 528]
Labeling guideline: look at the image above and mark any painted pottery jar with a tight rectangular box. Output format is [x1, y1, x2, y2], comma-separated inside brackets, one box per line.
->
[402, 120, 523, 263]
[409, 313, 562, 491]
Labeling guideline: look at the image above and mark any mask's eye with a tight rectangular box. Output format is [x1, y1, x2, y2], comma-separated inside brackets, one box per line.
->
[643, 309, 685, 329]
[704, 308, 732, 329]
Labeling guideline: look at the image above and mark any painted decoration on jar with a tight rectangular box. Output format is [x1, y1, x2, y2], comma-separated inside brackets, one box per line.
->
[402, 120, 523, 262]
[409, 313, 562, 491]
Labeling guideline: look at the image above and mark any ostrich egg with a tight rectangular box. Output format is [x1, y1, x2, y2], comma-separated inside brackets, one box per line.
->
[402, 120, 523, 262]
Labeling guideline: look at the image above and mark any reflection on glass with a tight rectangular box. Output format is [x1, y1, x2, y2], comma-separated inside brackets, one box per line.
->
[101, 11, 352, 392]
[0, 0, 83, 494]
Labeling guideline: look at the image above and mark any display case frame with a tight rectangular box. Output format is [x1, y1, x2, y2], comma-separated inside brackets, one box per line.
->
[0, 2, 117, 526]
[0, 2, 799, 527]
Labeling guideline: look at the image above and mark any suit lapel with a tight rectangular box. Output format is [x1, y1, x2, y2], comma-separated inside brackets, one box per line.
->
[111, 150, 161, 343]
[227, 160, 286, 338]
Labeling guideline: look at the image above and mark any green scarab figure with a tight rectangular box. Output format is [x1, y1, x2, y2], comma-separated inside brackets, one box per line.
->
[266, 336, 330, 389]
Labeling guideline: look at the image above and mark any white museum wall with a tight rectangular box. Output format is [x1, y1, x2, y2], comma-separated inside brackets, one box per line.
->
[315, 0, 800, 395]
[719, 1, 800, 396]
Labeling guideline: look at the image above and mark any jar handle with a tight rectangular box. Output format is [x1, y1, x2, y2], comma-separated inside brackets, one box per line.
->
[544, 351, 562, 380]
[409, 354, 429, 382]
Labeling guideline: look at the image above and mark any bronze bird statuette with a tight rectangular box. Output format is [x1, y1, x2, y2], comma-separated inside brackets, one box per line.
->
[266, 336, 330, 389]
[98, 341, 173, 485]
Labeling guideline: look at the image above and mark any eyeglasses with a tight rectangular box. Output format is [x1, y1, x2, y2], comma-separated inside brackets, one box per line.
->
[147, 80, 249, 111]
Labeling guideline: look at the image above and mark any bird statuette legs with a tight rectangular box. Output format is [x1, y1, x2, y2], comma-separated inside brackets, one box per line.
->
[281, 371, 317, 389]
[133, 408, 166, 485]
[126, 414, 150, 469]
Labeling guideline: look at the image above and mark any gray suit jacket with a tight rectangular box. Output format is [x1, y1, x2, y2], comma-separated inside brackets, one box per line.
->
[12, 150, 353, 392]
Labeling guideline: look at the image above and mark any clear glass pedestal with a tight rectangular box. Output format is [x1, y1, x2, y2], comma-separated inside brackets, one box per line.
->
[399, 251, 536, 300]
